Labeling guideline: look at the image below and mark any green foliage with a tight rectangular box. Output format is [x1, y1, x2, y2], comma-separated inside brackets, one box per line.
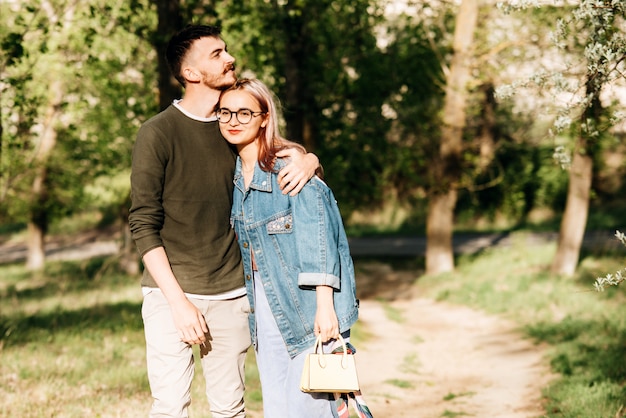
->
[218, 0, 396, 213]
[496, 0, 626, 152]
[382, 11, 448, 199]
[594, 231, 626, 291]
[216, 1, 458, 215]
[0, 0, 157, 226]
[3, 0, 621, 237]
[457, 143, 569, 224]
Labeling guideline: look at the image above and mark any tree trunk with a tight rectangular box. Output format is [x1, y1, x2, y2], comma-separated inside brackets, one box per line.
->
[550, 148, 593, 275]
[26, 221, 45, 271]
[426, 190, 458, 274]
[425, 0, 478, 275]
[478, 83, 496, 171]
[26, 164, 50, 271]
[283, 48, 304, 144]
[551, 72, 602, 276]
[26, 80, 63, 271]
[155, 0, 183, 110]
[282, 9, 306, 146]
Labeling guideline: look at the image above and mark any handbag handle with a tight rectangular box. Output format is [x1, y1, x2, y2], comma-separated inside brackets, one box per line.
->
[313, 334, 350, 369]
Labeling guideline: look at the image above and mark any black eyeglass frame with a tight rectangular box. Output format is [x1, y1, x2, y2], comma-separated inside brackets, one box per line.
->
[216, 108, 267, 124]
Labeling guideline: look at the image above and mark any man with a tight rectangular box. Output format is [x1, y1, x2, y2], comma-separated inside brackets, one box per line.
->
[129, 25, 319, 418]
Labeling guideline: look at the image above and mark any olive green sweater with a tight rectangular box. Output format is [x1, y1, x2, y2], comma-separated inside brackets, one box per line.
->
[129, 105, 244, 295]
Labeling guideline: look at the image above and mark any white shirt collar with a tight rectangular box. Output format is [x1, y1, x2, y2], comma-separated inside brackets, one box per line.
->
[172, 99, 218, 122]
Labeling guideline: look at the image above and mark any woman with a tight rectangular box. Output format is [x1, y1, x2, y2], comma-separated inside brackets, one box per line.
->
[217, 78, 359, 418]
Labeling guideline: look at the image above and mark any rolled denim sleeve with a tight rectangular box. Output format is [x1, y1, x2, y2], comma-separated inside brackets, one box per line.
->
[292, 177, 342, 290]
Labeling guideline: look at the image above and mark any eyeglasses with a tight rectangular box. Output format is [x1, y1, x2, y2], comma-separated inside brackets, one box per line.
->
[216, 108, 266, 124]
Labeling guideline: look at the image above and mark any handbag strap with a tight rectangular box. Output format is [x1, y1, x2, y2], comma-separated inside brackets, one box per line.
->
[314, 334, 348, 354]
[314, 334, 349, 368]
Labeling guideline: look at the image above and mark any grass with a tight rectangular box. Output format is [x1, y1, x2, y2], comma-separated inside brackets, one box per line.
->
[0, 257, 261, 418]
[1, 229, 626, 417]
[383, 379, 413, 389]
[443, 392, 475, 401]
[0, 254, 369, 418]
[380, 300, 405, 323]
[0, 260, 148, 417]
[440, 411, 472, 417]
[415, 231, 626, 418]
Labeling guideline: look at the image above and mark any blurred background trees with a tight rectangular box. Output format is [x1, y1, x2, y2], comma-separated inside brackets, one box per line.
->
[0, 0, 157, 270]
[545, 0, 626, 276]
[1, 0, 625, 275]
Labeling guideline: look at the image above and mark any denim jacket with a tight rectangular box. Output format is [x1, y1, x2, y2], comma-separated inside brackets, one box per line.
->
[230, 157, 359, 358]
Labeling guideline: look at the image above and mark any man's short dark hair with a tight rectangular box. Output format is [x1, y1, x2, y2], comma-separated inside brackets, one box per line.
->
[166, 25, 222, 86]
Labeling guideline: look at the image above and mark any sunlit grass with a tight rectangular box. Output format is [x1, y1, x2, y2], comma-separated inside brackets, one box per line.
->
[0, 257, 262, 418]
[0, 251, 374, 417]
[443, 391, 475, 401]
[416, 232, 626, 417]
[380, 300, 405, 323]
[2, 230, 626, 417]
[384, 379, 413, 389]
[440, 410, 472, 417]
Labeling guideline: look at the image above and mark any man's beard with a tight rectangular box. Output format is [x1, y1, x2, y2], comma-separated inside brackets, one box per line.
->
[201, 66, 237, 90]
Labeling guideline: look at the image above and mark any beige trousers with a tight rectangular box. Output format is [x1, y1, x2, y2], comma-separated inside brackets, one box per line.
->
[142, 290, 251, 417]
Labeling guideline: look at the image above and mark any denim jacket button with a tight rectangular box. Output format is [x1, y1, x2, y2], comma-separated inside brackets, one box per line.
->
[243, 242, 249, 248]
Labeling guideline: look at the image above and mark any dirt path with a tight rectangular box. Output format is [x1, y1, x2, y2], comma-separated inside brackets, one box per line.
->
[355, 298, 553, 418]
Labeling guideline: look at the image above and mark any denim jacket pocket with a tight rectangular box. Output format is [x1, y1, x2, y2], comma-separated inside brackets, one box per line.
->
[266, 213, 294, 234]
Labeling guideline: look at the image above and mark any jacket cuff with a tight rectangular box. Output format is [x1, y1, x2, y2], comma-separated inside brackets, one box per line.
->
[298, 272, 341, 290]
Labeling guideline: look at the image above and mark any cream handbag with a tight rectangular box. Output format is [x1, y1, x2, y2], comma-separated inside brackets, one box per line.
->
[300, 334, 360, 393]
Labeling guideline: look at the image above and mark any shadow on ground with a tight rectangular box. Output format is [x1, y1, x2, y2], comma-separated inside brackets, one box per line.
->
[353, 256, 422, 301]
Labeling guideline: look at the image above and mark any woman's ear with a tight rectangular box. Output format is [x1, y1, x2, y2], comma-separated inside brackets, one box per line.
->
[261, 113, 269, 128]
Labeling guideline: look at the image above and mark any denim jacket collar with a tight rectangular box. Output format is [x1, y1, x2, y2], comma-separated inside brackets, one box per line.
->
[233, 158, 273, 193]
[233, 157, 290, 193]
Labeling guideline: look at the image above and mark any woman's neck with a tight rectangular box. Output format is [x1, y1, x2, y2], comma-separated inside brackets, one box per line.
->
[238, 145, 258, 188]
[238, 144, 258, 168]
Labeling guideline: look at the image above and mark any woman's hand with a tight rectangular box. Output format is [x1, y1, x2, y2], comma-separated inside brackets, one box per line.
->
[315, 285, 339, 343]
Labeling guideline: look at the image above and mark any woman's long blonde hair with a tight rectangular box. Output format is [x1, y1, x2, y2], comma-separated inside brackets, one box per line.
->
[217, 78, 306, 171]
